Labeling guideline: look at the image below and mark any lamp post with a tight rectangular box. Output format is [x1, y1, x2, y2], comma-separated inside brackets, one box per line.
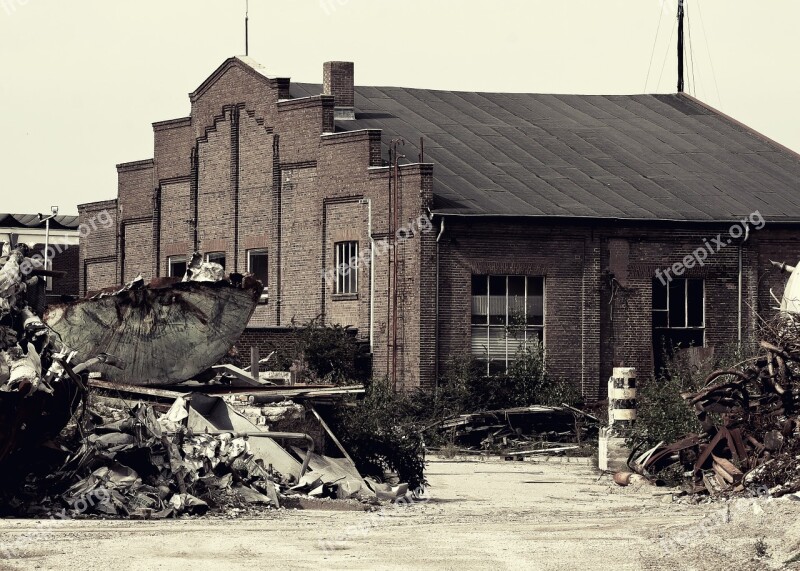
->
[37, 205, 59, 281]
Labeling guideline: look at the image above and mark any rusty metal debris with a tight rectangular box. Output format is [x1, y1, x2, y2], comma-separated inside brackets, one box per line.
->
[42, 260, 263, 386]
[627, 265, 800, 496]
[433, 405, 599, 456]
[0, 245, 110, 465]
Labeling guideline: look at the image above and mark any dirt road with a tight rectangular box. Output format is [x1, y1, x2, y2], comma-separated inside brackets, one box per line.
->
[0, 456, 797, 570]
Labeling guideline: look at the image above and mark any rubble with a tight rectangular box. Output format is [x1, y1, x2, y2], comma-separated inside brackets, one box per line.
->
[627, 265, 800, 497]
[1, 389, 401, 518]
[433, 405, 598, 456]
[0, 245, 101, 464]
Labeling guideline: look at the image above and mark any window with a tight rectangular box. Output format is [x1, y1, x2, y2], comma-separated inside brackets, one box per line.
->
[247, 249, 268, 302]
[652, 278, 705, 372]
[168, 256, 187, 278]
[335, 241, 358, 295]
[471, 275, 544, 375]
[205, 252, 226, 269]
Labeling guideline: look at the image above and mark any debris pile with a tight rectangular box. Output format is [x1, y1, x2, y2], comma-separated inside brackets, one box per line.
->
[0, 245, 99, 465]
[433, 405, 598, 456]
[4, 390, 395, 518]
[629, 319, 800, 497]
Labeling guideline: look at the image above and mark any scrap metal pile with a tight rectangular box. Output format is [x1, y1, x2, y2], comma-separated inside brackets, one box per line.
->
[0, 251, 404, 518]
[3, 393, 389, 518]
[0, 245, 100, 465]
[434, 405, 599, 457]
[629, 320, 800, 497]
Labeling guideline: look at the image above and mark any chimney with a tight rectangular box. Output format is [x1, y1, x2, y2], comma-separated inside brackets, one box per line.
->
[323, 61, 355, 120]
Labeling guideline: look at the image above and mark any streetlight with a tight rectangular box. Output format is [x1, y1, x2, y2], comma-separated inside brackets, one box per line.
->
[37, 205, 59, 279]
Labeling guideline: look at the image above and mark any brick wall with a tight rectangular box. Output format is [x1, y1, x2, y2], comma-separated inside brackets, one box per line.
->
[78, 199, 118, 295]
[76, 56, 800, 398]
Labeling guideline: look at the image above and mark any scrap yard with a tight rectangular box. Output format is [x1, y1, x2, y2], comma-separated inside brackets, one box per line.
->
[2, 1, 800, 569]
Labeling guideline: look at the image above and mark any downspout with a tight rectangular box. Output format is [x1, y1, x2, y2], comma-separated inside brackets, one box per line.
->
[435, 216, 445, 388]
[361, 198, 375, 353]
[738, 222, 750, 345]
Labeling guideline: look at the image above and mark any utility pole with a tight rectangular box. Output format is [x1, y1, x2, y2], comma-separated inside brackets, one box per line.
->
[677, 0, 685, 93]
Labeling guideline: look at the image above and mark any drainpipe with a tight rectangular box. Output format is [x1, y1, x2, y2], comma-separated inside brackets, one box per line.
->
[435, 216, 445, 387]
[360, 198, 375, 353]
[738, 222, 750, 345]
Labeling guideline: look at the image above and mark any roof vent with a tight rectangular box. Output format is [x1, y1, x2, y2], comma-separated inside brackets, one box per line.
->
[323, 61, 355, 120]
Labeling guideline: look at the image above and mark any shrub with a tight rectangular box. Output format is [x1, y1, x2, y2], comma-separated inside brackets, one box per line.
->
[332, 378, 427, 489]
[631, 343, 744, 448]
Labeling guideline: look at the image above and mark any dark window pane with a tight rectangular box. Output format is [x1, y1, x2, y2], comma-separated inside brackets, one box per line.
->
[652, 311, 668, 328]
[471, 275, 487, 325]
[169, 259, 187, 278]
[668, 279, 686, 328]
[508, 276, 526, 326]
[687, 279, 704, 327]
[489, 276, 506, 325]
[526, 277, 544, 325]
[206, 252, 225, 269]
[652, 279, 668, 310]
[248, 251, 268, 285]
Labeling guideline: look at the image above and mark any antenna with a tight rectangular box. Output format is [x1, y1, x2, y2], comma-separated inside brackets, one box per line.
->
[677, 0, 685, 92]
[245, 0, 249, 56]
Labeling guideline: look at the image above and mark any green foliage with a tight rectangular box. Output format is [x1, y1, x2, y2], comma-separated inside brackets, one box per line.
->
[631, 343, 744, 448]
[332, 378, 427, 489]
[268, 318, 371, 384]
[410, 341, 583, 432]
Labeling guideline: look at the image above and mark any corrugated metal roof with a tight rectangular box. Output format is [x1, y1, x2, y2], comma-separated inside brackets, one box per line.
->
[291, 83, 800, 222]
[0, 214, 80, 230]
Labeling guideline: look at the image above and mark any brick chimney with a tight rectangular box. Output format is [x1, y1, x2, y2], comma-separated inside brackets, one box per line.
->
[323, 61, 355, 120]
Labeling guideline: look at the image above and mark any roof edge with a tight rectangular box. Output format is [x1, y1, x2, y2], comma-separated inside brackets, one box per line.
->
[680, 93, 800, 161]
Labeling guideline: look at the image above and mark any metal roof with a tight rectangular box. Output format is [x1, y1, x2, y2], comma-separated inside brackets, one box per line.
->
[0, 214, 80, 230]
[291, 82, 800, 222]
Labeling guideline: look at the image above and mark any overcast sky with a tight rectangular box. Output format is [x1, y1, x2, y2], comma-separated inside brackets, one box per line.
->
[1, 0, 797, 215]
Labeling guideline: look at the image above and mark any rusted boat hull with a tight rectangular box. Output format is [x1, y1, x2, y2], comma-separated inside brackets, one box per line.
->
[43, 278, 262, 386]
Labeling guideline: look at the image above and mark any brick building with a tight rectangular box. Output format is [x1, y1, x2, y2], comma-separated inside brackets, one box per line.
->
[79, 56, 800, 399]
[1, 213, 80, 302]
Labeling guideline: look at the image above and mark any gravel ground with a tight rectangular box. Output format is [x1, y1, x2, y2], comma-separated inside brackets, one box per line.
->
[0, 456, 797, 570]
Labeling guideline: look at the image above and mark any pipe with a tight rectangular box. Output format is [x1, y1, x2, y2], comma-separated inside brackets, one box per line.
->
[434, 217, 445, 387]
[366, 198, 375, 353]
[738, 222, 750, 344]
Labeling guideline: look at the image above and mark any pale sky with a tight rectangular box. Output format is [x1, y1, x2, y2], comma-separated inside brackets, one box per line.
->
[1, 0, 798, 215]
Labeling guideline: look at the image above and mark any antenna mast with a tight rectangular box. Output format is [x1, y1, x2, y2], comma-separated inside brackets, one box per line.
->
[677, 0, 685, 92]
[245, 0, 249, 56]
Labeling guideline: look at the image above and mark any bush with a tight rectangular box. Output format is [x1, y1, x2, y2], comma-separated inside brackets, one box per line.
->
[268, 318, 371, 384]
[332, 378, 427, 489]
[427, 341, 583, 418]
[631, 343, 744, 448]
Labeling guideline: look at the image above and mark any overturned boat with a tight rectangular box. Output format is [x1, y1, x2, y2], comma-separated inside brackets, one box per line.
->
[43, 256, 263, 386]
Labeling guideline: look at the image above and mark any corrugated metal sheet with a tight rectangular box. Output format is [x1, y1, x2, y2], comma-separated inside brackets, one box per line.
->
[291, 82, 800, 222]
[0, 214, 79, 230]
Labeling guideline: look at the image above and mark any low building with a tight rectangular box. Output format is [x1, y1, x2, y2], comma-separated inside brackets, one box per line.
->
[0, 213, 80, 302]
[79, 56, 800, 398]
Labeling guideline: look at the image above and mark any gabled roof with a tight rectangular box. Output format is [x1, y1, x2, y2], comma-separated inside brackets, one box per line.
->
[0, 214, 79, 230]
[290, 82, 800, 222]
[190, 56, 288, 103]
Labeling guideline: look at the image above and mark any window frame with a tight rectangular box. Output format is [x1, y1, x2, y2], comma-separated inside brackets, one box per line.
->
[470, 274, 545, 376]
[652, 278, 705, 331]
[167, 255, 187, 279]
[247, 248, 269, 303]
[334, 241, 359, 295]
[204, 251, 226, 270]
